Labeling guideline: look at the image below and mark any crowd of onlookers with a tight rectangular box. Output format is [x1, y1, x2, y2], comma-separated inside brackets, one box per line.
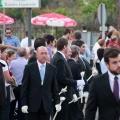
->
[0, 25, 119, 120]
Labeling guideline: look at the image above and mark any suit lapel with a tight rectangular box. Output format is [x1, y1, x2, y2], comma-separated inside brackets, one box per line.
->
[43, 63, 49, 84]
[33, 62, 42, 83]
[103, 72, 118, 104]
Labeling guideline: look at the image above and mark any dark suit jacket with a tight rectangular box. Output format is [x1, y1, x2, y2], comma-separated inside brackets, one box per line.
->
[77, 57, 92, 82]
[0, 63, 6, 106]
[51, 52, 77, 101]
[85, 72, 120, 120]
[21, 61, 59, 113]
[28, 52, 37, 64]
[67, 59, 83, 80]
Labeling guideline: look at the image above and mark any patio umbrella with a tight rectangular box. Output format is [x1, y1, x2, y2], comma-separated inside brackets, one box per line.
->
[31, 12, 77, 27]
[0, 13, 14, 24]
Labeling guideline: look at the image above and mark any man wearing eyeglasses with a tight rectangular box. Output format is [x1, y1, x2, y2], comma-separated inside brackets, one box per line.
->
[3, 28, 20, 51]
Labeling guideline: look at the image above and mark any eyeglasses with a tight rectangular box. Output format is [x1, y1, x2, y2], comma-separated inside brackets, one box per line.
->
[6, 32, 11, 34]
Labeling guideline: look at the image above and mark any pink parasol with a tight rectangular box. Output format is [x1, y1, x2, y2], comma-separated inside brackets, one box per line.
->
[31, 12, 77, 27]
[0, 13, 14, 25]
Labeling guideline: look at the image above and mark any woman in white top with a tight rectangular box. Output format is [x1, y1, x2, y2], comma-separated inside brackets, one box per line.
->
[0, 45, 14, 120]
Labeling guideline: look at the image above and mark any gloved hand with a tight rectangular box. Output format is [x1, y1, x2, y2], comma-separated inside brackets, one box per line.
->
[55, 104, 61, 112]
[73, 94, 78, 102]
[21, 105, 28, 113]
[61, 88, 67, 93]
[77, 80, 85, 87]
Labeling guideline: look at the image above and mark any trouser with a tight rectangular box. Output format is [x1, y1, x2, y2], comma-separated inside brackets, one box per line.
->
[9, 85, 25, 120]
[55, 101, 69, 120]
[26, 102, 50, 120]
[0, 106, 3, 120]
[2, 86, 10, 120]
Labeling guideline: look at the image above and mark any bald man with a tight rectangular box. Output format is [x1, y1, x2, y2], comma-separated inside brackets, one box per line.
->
[21, 46, 60, 120]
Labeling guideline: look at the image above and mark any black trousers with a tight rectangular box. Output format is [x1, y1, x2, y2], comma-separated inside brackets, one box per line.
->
[68, 101, 84, 120]
[26, 102, 50, 120]
[0, 106, 3, 120]
[2, 86, 10, 120]
[9, 85, 25, 120]
[55, 101, 68, 120]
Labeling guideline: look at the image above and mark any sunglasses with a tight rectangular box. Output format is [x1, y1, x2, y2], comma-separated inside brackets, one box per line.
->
[6, 32, 11, 34]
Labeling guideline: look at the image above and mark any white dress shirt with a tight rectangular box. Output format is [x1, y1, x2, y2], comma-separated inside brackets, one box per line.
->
[108, 70, 120, 98]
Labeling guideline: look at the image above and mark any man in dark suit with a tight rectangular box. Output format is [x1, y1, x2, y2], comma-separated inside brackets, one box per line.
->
[72, 40, 92, 84]
[28, 38, 46, 64]
[21, 46, 60, 120]
[67, 45, 84, 120]
[85, 47, 120, 120]
[51, 37, 85, 120]
[72, 40, 92, 111]
[0, 62, 6, 120]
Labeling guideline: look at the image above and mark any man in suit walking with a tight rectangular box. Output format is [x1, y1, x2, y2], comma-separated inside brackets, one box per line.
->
[67, 45, 84, 120]
[21, 46, 61, 120]
[72, 40, 92, 82]
[51, 37, 85, 120]
[85, 47, 120, 120]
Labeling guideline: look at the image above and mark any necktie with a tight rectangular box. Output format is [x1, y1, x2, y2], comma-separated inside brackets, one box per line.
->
[40, 64, 45, 85]
[113, 76, 119, 102]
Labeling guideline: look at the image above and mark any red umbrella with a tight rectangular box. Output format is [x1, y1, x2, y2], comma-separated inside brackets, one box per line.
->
[31, 12, 77, 27]
[0, 13, 14, 25]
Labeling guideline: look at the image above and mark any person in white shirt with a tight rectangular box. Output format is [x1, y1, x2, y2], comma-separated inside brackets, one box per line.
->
[21, 31, 34, 47]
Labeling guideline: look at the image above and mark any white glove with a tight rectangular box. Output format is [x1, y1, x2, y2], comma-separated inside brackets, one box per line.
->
[77, 80, 85, 87]
[21, 105, 28, 113]
[55, 104, 61, 112]
[61, 88, 67, 93]
[73, 94, 78, 102]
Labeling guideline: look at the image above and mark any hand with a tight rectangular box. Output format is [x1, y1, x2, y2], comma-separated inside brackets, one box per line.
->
[61, 88, 67, 93]
[55, 104, 61, 112]
[21, 105, 28, 113]
[77, 80, 85, 87]
[73, 94, 78, 102]
[6, 44, 13, 48]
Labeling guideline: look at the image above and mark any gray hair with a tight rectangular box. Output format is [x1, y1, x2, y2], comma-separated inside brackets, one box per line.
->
[17, 47, 27, 57]
[70, 45, 80, 58]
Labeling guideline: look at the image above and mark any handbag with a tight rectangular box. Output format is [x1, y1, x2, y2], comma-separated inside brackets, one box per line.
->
[92, 63, 99, 76]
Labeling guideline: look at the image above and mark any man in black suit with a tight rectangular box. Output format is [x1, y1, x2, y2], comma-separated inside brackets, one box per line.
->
[51, 37, 85, 120]
[85, 47, 120, 120]
[28, 38, 46, 64]
[72, 40, 92, 84]
[67, 45, 84, 120]
[21, 46, 60, 120]
[72, 40, 92, 111]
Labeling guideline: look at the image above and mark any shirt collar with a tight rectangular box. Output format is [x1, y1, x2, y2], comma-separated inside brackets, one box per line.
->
[58, 51, 66, 59]
[79, 54, 84, 58]
[108, 70, 120, 81]
[37, 60, 46, 68]
[7, 35, 13, 39]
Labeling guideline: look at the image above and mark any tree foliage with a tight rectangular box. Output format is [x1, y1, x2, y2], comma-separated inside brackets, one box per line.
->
[0, 0, 117, 32]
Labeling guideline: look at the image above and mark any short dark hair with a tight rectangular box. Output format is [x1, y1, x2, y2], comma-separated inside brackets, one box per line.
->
[45, 34, 55, 44]
[56, 37, 68, 51]
[74, 30, 82, 39]
[70, 45, 79, 58]
[104, 47, 120, 63]
[82, 26, 87, 30]
[25, 31, 28, 36]
[5, 28, 12, 32]
[34, 38, 46, 50]
[72, 40, 84, 48]
[63, 28, 71, 35]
